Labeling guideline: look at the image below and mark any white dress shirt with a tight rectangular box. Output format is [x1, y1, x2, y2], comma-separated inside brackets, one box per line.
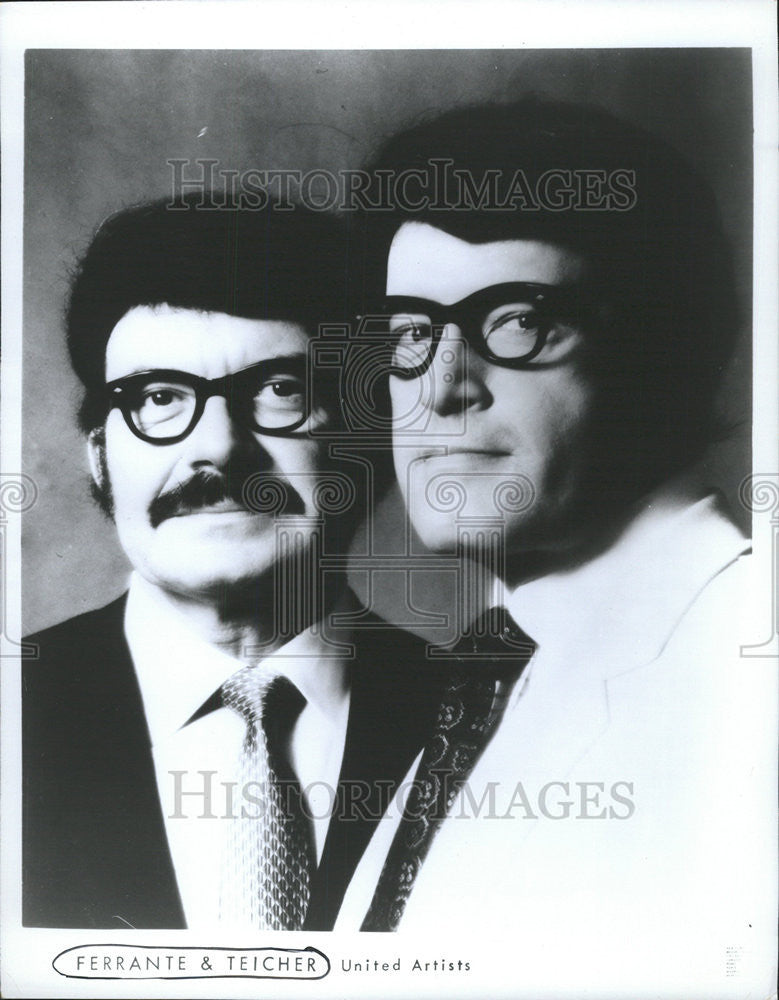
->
[124, 573, 350, 929]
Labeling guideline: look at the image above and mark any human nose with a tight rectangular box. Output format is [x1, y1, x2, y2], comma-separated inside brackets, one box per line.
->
[182, 394, 257, 469]
[426, 323, 491, 416]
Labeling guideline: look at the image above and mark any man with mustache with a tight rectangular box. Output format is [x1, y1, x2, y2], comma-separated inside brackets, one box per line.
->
[338, 98, 773, 978]
[22, 198, 448, 931]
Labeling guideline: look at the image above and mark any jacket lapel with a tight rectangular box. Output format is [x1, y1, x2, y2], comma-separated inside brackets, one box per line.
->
[303, 620, 445, 930]
[24, 596, 184, 928]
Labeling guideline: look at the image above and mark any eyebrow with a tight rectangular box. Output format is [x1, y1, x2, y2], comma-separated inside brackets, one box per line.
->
[381, 281, 577, 310]
[108, 353, 309, 382]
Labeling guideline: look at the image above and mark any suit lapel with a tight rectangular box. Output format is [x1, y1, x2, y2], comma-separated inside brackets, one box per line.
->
[27, 604, 447, 930]
[24, 597, 184, 928]
[303, 621, 445, 930]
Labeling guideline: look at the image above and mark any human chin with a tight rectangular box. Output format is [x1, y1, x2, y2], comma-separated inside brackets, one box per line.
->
[402, 484, 582, 560]
[395, 450, 506, 550]
[398, 467, 535, 554]
[132, 521, 318, 600]
[396, 446, 585, 557]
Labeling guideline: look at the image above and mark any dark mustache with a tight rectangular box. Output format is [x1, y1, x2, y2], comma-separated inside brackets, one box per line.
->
[148, 469, 304, 528]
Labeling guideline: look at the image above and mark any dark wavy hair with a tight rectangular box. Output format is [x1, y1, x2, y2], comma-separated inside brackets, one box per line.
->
[354, 95, 741, 492]
[67, 194, 352, 433]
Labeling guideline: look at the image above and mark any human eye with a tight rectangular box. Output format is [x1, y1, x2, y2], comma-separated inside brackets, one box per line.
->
[256, 375, 306, 406]
[134, 382, 193, 428]
[390, 314, 432, 339]
[487, 306, 545, 338]
[483, 306, 545, 360]
[251, 373, 308, 430]
[484, 301, 583, 364]
[143, 386, 187, 407]
[389, 314, 432, 369]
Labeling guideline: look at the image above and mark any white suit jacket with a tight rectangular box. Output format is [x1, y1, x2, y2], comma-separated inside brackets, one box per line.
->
[337, 484, 776, 995]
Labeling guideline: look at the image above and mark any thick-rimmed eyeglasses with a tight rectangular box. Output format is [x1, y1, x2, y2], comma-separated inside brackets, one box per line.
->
[377, 281, 587, 379]
[104, 359, 314, 444]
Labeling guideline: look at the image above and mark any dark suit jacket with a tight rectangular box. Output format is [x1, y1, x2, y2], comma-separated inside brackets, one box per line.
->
[23, 596, 446, 929]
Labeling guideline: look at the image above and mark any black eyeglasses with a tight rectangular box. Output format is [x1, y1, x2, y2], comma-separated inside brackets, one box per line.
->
[104, 358, 317, 444]
[375, 282, 587, 379]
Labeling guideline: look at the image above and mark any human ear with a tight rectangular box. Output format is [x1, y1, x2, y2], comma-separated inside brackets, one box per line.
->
[86, 427, 106, 489]
[86, 427, 115, 518]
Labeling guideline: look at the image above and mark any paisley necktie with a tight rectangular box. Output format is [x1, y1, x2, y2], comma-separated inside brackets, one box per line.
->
[361, 607, 535, 931]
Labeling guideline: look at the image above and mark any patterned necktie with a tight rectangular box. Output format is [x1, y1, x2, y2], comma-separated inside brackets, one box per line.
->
[219, 665, 315, 929]
[361, 607, 535, 931]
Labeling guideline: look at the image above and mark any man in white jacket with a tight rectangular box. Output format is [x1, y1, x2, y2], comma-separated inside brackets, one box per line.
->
[342, 97, 774, 992]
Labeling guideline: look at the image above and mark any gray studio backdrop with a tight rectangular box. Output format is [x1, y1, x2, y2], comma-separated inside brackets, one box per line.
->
[22, 48, 752, 635]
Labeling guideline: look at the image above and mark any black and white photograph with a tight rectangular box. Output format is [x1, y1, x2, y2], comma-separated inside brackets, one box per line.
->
[1, 2, 777, 997]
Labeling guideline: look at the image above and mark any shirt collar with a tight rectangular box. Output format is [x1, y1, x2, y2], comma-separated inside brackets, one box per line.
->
[499, 478, 749, 675]
[124, 572, 349, 746]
